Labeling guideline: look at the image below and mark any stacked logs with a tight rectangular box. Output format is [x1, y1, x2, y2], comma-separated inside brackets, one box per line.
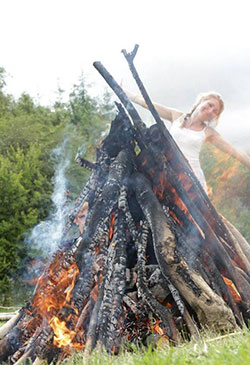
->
[0, 62, 250, 364]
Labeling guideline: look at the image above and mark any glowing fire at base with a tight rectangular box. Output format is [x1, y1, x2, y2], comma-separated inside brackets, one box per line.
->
[153, 320, 164, 335]
[50, 316, 84, 350]
[148, 319, 164, 335]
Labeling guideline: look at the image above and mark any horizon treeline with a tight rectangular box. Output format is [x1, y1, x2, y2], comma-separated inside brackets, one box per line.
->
[0, 66, 249, 305]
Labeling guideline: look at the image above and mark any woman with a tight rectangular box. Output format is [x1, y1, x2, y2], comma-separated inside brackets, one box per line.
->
[125, 90, 250, 192]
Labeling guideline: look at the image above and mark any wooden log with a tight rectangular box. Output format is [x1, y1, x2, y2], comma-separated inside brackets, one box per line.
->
[0, 326, 24, 363]
[220, 215, 250, 273]
[132, 171, 238, 331]
[64, 147, 111, 235]
[105, 210, 128, 351]
[85, 280, 105, 353]
[0, 311, 19, 322]
[13, 349, 32, 365]
[0, 311, 21, 339]
[33, 357, 46, 365]
[135, 220, 179, 343]
[0, 302, 35, 363]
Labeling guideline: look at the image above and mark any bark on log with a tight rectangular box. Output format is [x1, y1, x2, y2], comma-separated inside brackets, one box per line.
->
[132, 172, 238, 331]
[0, 312, 21, 340]
[0, 311, 19, 322]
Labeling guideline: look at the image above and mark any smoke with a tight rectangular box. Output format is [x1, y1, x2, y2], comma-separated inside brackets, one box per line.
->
[27, 138, 72, 258]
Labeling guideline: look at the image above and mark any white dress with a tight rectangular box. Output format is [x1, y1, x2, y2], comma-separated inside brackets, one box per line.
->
[170, 117, 208, 193]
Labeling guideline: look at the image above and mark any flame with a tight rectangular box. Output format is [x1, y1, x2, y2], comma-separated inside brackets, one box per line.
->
[207, 184, 213, 198]
[153, 320, 164, 335]
[64, 265, 80, 302]
[153, 171, 168, 201]
[90, 282, 98, 301]
[169, 210, 182, 225]
[50, 316, 84, 350]
[109, 212, 115, 240]
[222, 276, 242, 302]
[178, 172, 192, 191]
[153, 171, 205, 238]
[147, 318, 164, 335]
[32, 252, 80, 320]
[205, 147, 242, 210]
[29, 254, 83, 350]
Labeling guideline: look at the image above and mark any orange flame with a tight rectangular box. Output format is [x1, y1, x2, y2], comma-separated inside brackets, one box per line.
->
[109, 212, 115, 240]
[50, 316, 84, 350]
[64, 265, 80, 302]
[90, 282, 98, 302]
[147, 318, 164, 335]
[205, 146, 242, 209]
[222, 276, 242, 302]
[31, 252, 80, 324]
[153, 320, 164, 335]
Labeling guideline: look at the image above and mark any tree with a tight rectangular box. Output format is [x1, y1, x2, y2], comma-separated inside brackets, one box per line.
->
[201, 144, 250, 242]
[0, 145, 52, 303]
[59, 77, 115, 198]
[0, 70, 114, 303]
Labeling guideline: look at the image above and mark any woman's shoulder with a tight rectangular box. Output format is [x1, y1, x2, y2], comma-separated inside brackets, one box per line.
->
[172, 113, 185, 124]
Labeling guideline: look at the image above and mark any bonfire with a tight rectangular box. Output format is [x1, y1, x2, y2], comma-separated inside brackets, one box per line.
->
[0, 46, 249, 364]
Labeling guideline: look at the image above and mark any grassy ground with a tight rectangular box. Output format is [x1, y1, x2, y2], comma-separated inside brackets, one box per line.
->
[62, 328, 250, 365]
[0, 306, 20, 327]
[0, 314, 249, 363]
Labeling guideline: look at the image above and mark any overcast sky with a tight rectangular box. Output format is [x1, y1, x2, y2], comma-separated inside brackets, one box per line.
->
[1, 0, 250, 149]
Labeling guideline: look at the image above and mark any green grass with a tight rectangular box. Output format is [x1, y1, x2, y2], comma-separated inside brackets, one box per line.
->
[0, 317, 249, 363]
[0, 306, 20, 327]
[62, 328, 250, 365]
[0, 307, 19, 313]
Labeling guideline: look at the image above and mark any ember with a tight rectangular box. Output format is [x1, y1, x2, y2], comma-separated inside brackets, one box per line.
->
[0, 46, 249, 364]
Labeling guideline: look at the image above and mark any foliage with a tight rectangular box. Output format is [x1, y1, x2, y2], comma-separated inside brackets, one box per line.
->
[59, 79, 114, 198]
[0, 69, 114, 304]
[201, 144, 250, 242]
[0, 145, 53, 303]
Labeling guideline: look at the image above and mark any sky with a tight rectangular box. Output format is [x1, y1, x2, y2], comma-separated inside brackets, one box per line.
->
[1, 0, 250, 150]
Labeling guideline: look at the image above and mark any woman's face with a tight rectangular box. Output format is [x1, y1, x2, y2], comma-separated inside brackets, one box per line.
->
[195, 97, 221, 121]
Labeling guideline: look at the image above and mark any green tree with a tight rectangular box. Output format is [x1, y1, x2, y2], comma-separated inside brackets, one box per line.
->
[59, 77, 114, 198]
[0, 145, 53, 303]
[0, 69, 114, 303]
[201, 144, 250, 242]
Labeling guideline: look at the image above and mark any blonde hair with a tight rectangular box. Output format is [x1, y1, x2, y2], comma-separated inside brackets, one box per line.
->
[183, 91, 224, 128]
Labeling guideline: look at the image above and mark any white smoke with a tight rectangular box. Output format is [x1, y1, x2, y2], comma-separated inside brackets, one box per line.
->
[27, 138, 72, 257]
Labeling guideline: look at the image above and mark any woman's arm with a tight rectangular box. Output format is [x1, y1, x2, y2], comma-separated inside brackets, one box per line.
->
[124, 90, 183, 123]
[205, 128, 250, 169]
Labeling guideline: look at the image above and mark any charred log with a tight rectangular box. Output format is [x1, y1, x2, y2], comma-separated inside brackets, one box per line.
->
[132, 172, 238, 331]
